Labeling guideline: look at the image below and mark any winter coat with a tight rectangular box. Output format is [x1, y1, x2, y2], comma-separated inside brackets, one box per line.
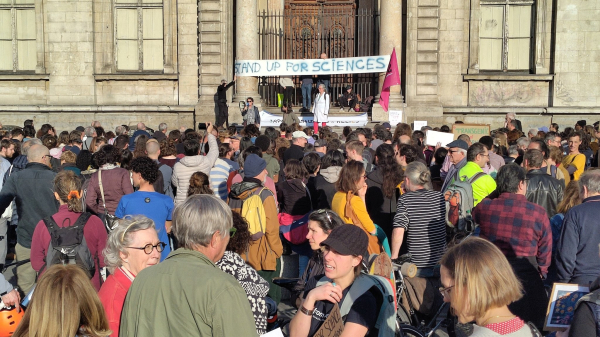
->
[366, 168, 401, 240]
[277, 178, 311, 216]
[172, 134, 218, 205]
[86, 167, 134, 215]
[228, 180, 283, 271]
[313, 166, 341, 209]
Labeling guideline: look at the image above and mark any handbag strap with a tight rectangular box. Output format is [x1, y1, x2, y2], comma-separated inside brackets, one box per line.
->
[98, 169, 107, 209]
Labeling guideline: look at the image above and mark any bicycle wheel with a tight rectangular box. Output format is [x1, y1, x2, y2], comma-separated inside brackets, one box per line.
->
[396, 324, 426, 337]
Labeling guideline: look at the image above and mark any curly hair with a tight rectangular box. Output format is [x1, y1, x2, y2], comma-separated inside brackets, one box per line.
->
[187, 171, 213, 196]
[375, 144, 404, 198]
[94, 144, 121, 167]
[159, 139, 177, 157]
[130, 157, 158, 184]
[61, 150, 77, 164]
[76, 150, 94, 171]
[226, 211, 252, 254]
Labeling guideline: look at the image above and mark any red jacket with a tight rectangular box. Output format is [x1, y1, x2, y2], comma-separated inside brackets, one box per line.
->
[30, 204, 107, 290]
[98, 268, 133, 337]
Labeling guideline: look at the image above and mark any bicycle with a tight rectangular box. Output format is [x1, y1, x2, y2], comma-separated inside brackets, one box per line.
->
[393, 254, 456, 337]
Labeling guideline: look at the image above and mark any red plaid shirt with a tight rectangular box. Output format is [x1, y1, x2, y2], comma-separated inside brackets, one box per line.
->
[472, 192, 552, 277]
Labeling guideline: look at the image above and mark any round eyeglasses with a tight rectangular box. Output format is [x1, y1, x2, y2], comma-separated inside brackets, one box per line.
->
[127, 242, 167, 255]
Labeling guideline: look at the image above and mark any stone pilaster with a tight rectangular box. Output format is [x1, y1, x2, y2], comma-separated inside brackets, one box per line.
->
[371, 0, 404, 122]
[232, 0, 261, 123]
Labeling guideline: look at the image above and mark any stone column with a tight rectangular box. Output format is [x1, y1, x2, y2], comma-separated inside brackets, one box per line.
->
[371, 0, 404, 122]
[232, 0, 261, 122]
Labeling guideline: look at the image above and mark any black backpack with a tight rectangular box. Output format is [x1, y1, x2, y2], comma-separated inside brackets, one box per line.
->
[43, 212, 96, 278]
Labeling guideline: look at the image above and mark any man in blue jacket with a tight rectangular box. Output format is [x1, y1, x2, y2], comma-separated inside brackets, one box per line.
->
[556, 169, 600, 286]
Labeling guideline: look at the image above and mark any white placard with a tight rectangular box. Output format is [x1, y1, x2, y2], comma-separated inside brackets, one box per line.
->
[425, 130, 455, 147]
[260, 328, 284, 337]
[258, 110, 369, 127]
[235, 55, 391, 77]
[413, 120, 428, 131]
[388, 110, 403, 126]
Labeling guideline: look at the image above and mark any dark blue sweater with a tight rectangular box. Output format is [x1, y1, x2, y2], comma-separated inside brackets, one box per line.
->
[556, 195, 600, 285]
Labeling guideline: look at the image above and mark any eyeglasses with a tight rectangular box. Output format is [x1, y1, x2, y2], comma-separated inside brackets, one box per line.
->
[439, 285, 454, 297]
[480, 153, 489, 157]
[229, 227, 237, 238]
[247, 101, 253, 103]
[127, 242, 167, 255]
[42, 155, 51, 159]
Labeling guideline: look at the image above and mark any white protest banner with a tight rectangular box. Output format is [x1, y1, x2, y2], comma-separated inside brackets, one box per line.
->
[259, 111, 368, 127]
[388, 110, 403, 125]
[413, 121, 428, 131]
[425, 130, 455, 147]
[235, 55, 391, 77]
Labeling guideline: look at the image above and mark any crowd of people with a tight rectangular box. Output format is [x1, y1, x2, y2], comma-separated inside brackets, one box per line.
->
[0, 114, 595, 336]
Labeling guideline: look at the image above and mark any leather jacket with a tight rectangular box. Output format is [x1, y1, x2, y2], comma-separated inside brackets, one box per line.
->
[525, 169, 564, 218]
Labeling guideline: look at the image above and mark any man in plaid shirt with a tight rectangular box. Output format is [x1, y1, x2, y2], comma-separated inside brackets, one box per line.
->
[472, 163, 551, 331]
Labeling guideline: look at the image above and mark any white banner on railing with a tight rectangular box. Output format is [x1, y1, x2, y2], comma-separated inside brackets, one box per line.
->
[235, 55, 391, 77]
[259, 110, 369, 127]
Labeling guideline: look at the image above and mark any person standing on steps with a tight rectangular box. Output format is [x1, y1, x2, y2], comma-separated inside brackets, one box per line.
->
[312, 83, 329, 134]
[216, 76, 236, 129]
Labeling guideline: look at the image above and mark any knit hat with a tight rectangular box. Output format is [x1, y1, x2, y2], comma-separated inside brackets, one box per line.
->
[244, 154, 266, 178]
[320, 225, 368, 256]
[255, 135, 271, 152]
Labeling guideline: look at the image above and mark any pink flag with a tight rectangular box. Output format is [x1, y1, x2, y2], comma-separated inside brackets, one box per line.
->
[379, 48, 401, 112]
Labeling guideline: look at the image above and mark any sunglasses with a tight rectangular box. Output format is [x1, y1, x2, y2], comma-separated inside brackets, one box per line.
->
[314, 209, 333, 227]
[229, 227, 237, 238]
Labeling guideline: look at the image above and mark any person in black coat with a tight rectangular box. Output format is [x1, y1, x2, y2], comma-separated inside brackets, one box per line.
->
[311, 150, 343, 209]
[216, 76, 236, 128]
[365, 144, 404, 240]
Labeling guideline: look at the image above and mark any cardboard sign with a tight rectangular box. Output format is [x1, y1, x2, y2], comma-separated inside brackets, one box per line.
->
[313, 303, 344, 337]
[413, 121, 427, 131]
[425, 130, 455, 147]
[452, 124, 490, 141]
[389, 110, 403, 125]
[235, 55, 390, 76]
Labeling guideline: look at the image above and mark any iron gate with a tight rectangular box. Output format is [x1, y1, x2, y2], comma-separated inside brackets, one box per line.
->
[257, 4, 380, 109]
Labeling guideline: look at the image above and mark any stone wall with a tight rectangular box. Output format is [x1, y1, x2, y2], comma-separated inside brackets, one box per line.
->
[0, 0, 199, 131]
[553, 0, 600, 107]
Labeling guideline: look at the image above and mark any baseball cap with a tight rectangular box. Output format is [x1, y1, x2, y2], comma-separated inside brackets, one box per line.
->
[446, 139, 469, 151]
[314, 139, 327, 148]
[320, 225, 368, 256]
[292, 131, 310, 139]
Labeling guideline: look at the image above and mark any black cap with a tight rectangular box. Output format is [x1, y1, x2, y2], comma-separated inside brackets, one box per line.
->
[320, 225, 368, 256]
[346, 85, 352, 90]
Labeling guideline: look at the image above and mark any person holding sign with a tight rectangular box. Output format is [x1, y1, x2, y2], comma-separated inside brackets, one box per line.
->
[289, 225, 379, 337]
[312, 84, 329, 134]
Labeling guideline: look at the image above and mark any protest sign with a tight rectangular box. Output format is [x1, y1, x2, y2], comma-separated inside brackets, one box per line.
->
[259, 111, 368, 127]
[413, 121, 427, 131]
[313, 303, 343, 337]
[235, 55, 390, 77]
[426, 130, 455, 147]
[452, 124, 490, 141]
[388, 110, 403, 125]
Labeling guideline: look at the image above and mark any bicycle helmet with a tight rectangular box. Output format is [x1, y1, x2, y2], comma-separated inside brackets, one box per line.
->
[0, 308, 24, 337]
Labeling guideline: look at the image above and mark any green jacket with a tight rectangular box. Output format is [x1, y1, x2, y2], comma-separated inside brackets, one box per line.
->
[120, 248, 258, 337]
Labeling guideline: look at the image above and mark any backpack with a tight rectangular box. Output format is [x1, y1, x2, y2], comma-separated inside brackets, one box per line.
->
[241, 187, 270, 238]
[317, 273, 397, 337]
[443, 172, 486, 232]
[43, 212, 96, 278]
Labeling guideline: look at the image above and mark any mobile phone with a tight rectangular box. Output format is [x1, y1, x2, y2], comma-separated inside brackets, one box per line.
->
[198, 123, 207, 130]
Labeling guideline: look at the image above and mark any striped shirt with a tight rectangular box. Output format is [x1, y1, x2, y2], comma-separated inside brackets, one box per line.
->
[393, 189, 446, 268]
[210, 158, 231, 201]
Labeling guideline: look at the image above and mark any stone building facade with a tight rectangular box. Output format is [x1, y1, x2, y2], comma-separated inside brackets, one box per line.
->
[0, 0, 598, 132]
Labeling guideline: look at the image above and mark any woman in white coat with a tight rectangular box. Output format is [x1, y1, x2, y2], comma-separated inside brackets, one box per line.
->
[312, 83, 329, 134]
